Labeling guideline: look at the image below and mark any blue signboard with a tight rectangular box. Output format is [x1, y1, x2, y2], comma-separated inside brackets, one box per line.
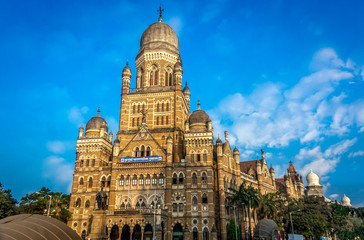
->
[120, 156, 163, 163]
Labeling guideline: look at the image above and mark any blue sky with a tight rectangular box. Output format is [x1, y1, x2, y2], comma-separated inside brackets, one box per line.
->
[1, 0, 363, 207]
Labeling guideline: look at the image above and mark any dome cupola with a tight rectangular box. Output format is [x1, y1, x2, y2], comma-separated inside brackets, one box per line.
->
[189, 101, 211, 130]
[85, 107, 109, 136]
[139, 19, 179, 55]
[341, 194, 352, 207]
[306, 169, 320, 186]
[122, 61, 131, 77]
[183, 82, 190, 96]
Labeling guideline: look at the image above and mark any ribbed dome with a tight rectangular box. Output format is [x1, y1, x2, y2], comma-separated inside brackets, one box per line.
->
[189, 109, 211, 125]
[139, 21, 179, 54]
[342, 194, 351, 206]
[183, 84, 190, 96]
[86, 109, 108, 132]
[306, 169, 320, 186]
[174, 60, 183, 72]
[122, 61, 131, 77]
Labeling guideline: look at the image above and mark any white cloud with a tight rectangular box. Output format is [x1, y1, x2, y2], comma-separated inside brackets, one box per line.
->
[43, 156, 73, 183]
[349, 150, 364, 158]
[46, 141, 75, 154]
[329, 193, 339, 199]
[68, 106, 88, 127]
[210, 48, 364, 149]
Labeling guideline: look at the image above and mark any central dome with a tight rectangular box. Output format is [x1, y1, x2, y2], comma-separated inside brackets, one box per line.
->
[139, 21, 179, 54]
[306, 169, 320, 186]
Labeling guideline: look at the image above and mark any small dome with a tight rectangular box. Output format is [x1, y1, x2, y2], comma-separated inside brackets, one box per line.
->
[306, 169, 320, 186]
[342, 194, 351, 206]
[189, 109, 211, 126]
[139, 21, 179, 54]
[233, 147, 239, 154]
[174, 60, 183, 72]
[216, 137, 222, 144]
[122, 61, 131, 77]
[183, 83, 190, 96]
[86, 108, 108, 133]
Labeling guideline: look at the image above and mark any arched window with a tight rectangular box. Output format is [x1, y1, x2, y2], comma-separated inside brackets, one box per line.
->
[202, 172, 207, 184]
[165, 72, 169, 86]
[92, 159, 95, 166]
[193, 227, 198, 240]
[169, 74, 172, 86]
[157, 103, 160, 112]
[138, 104, 140, 113]
[155, 70, 159, 85]
[202, 193, 208, 204]
[133, 105, 136, 114]
[162, 103, 164, 112]
[150, 71, 153, 86]
[132, 118, 135, 127]
[86, 159, 89, 167]
[173, 203, 177, 212]
[166, 103, 169, 111]
[152, 174, 157, 185]
[119, 176, 124, 186]
[203, 154, 207, 161]
[192, 173, 197, 185]
[159, 174, 164, 184]
[79, 177, 84, 185]
[191, 154, 195, 162]
[146, 174, 151, 185]
[197, 154, 201, 161]
[136, 202, 140, 209]
[179, 173, 184, 184]
[75, 198, 81, 207]
[120, 202, 125, 209]
[135, 147, 140, 157]
[139, 175, 144, 185]
[203, 227, 209, 240]
[142, 104, 145, 112]
[80, 160, 84, 167]
[141, 146, 145, 157]
[156, 117, 159, 125]
[179, 203, 184, 212]
[88, 178, 93, 188]
[107, 176, 111, 187]
[172, 173, 177, 184]
[101, 176, 106, 187]
[161, 116, 164, 125]
[146, 147, 151, 156]
[125, 175, 130, 186]
[137, 118, 140, 126]
[141, 201, 146, 208]
[166, 116, 169, 125]
[133, 175, 137, 185]
[192, 196, 198, 205]
[85, 200, 90, 208]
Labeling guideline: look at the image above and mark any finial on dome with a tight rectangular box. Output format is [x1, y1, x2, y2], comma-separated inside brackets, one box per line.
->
[197, 99, 201, 110]
[157, 5, 164, 22]
[126, 60, 129, 66]
[97, 105, 100, 117]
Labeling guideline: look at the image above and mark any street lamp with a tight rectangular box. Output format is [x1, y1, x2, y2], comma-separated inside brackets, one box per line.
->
[35, 192, 52, 217]
[289, 210, 300, 240]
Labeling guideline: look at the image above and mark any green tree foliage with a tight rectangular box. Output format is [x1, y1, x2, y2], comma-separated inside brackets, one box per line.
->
[18, 187, 70, 223]
[0, 182, 18, 219]
[258, 193, 277, 219]
[227, 218, 241, 240]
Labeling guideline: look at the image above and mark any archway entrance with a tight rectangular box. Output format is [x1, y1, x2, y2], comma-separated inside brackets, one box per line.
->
[132, 224, 141, 240]
[81, 230, 86, 240]
[110, 225, 119, 240]
[121, 225, 130, 240]
[173, 223, 184, 240]
[143, 224, 153, 240]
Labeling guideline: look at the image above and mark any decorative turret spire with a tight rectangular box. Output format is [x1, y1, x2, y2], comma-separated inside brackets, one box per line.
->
[197, 99, 201, 110]
[97, 105, 100, 117]
[157, 5, 164, 22]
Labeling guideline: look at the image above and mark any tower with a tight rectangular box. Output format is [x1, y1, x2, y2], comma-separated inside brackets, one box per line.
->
[305, 169, 324, 197]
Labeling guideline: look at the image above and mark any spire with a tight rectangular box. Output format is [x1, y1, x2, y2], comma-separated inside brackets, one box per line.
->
[197, 99, 201, 110]
[97, 105, 100, 117]
[157, 5, 164, 22]
[126, 60, 129, 66]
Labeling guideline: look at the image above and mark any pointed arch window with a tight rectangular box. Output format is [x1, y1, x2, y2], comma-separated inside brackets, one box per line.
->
[161, 116, 164, 125]
[132, 118, 135, 127]
[152, 174, 157, 185]
[192, 173, 197, 185]
[88, 177, 93, 188]
[107, 176, 111, 187]
[86, 159, 89, 167]
[157, 103, 160, 112]
[162, 103, 164, 112]
[203, 154, 207, 161]
[166, 103, 169, 111]
[146, 146, 151, 156]
[85, 200, 90, 208]
[165, 72, 169, 86]
[119, 176, 124, 186]
[146, 174, 151, 185]
[202, 193, 208, 204]
[133, 105, 136, 114]
[203, 227, 209, 240]
[179, 173, 184, 184]
[202, 172, 207, 184]
[138, 104, 140, 113]
[141, 146, 145, 157]
[80, 160, 84, 167]
[125, 175, 130, 186]
[132, 175, 137, 185]
[159, 174, 164, 184]
[192, 196, 198, 205]
[136, 201, 140, 209]
[166, 116, 169, 125]
[172, 173, 177, 184]
[135, 147, 140, 157]
[139, 175, 144, 185]
[75, 198, 81, 208]
[120, 202, 125, 209]
[79, 177, 84, 185]
[92, 159, 95, 166]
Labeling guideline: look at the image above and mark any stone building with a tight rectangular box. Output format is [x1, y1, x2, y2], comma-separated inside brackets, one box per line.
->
[67, 14, 304, 240]
[305, 169, 324, 197]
